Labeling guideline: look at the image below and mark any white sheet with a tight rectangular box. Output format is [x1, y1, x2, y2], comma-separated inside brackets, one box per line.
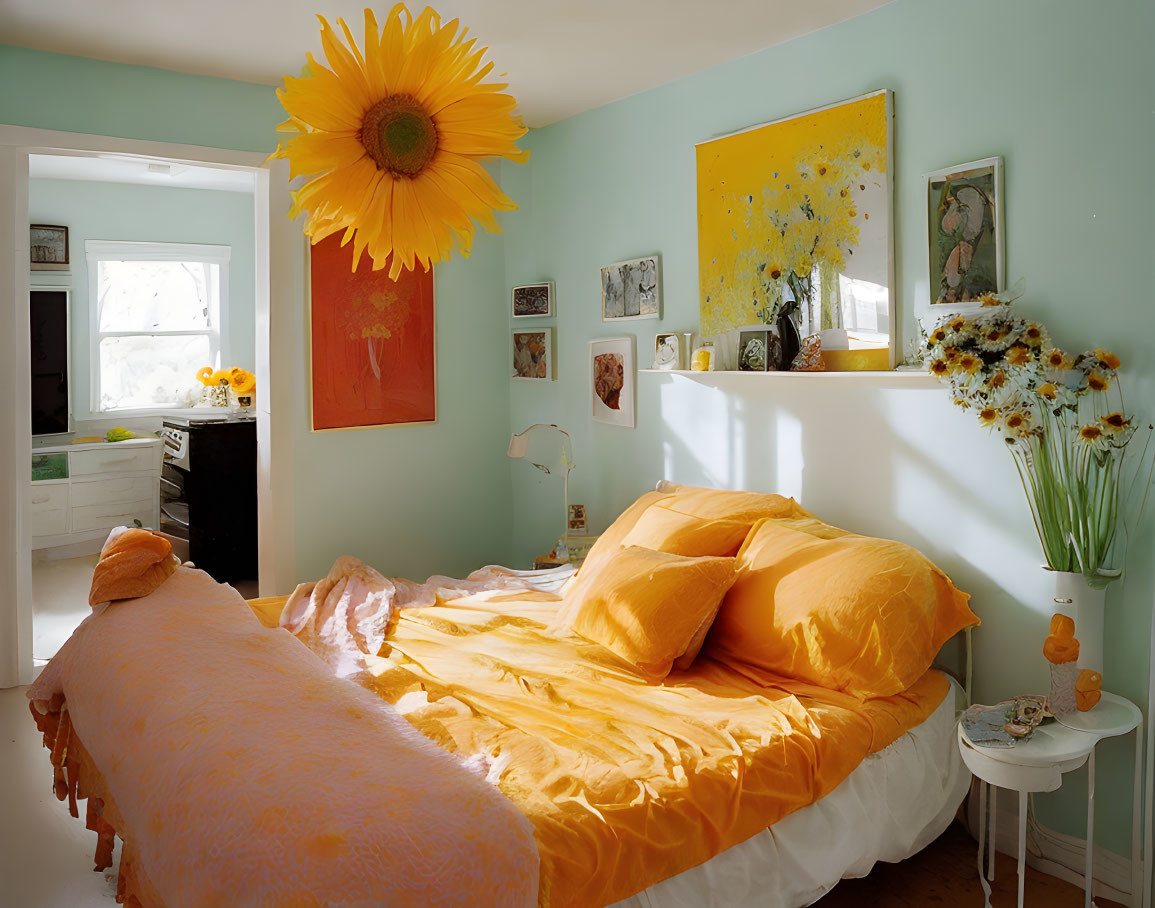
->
[613, 679, 967, 908]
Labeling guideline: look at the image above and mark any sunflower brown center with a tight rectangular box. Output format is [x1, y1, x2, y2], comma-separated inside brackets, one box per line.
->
[362, 94, 438, 177]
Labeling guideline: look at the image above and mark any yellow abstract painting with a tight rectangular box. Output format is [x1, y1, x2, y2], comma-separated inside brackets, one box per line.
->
[697, 91, 893, 368]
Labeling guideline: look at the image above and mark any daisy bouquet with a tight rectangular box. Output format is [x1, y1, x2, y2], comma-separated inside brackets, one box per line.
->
[926, 309, 1153, 588]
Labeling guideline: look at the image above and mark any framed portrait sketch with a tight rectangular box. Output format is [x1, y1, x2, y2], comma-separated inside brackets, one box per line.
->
[512, 328, 554, 380]
[926, 156, 1004, 309]
[589, 336, 635, 428]
[30, 224, 69, 271]
[651, 332, 682, 370]
[511, 281, 554, 317]
[601, 255, 660, 321]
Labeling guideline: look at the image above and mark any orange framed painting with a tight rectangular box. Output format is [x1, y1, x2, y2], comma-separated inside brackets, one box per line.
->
[308, 235, 436, 431]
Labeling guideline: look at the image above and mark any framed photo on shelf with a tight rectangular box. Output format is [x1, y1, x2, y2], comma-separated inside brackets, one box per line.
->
[512, 327, 554, 380]
[601, 255, 660, 321]
[926, 156, 1004, 309]
[651, 332, 682, 370]
[589, 336, 635, 427]
[511, 281, 554, 318]
[29, 224, 69, 271]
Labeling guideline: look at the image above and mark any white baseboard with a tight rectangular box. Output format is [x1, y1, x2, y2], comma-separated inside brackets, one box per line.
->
[966, 781, 1138, 906]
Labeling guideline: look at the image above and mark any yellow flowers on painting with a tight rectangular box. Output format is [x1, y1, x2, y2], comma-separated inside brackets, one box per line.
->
[696, 91, 892, 367]
[271, 4, 529, 279]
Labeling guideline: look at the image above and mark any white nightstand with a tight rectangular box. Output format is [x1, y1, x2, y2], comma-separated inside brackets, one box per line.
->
[958, 692, 1143, 908]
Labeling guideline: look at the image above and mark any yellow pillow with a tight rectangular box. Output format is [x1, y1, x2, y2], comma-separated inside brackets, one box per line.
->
[621, 505, 752, 557]
[661, 483, 811, 523]
[567, 546, 738, 681]
[708, 519, 979, 698]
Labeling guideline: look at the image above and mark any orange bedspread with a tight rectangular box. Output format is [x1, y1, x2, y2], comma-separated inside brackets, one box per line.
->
[254, 591, 949, 908]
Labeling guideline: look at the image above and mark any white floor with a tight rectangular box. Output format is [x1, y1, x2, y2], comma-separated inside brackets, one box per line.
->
[0, 685, 121, 906]
[32, 553, 98, 662]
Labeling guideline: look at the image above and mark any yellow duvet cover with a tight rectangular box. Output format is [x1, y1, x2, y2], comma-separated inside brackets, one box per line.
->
[252, 591, 948, 908]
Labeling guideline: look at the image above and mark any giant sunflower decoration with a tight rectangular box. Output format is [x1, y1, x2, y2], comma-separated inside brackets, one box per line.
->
[272, 4, 529, 278]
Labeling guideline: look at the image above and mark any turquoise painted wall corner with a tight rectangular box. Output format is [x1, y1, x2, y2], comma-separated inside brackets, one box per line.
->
[501, 0, 1155, 860]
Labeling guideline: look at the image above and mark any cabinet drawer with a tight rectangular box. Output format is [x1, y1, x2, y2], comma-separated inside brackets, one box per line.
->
[72, 476, 157, 508]
[31, 507, 69, 538]
[72, 499, 156, 534]
[29, 483, 69, 513]
[70, 446, 157, 477]
[31, 452, 69, 481]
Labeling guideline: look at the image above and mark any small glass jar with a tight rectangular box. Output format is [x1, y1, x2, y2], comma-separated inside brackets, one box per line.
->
[691, 342, 714, 372]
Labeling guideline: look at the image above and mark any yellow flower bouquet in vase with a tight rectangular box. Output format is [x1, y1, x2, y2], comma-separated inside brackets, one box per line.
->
[195, 366, 256, 411]
[926, 307, 1154, 702]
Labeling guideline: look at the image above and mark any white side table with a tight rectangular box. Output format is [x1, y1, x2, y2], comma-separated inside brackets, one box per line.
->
[958, 692, 1143, 908]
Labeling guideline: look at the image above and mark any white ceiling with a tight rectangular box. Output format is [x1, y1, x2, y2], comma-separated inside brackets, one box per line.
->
[29, 153, 255, 192]
[1, 0, 891, 127]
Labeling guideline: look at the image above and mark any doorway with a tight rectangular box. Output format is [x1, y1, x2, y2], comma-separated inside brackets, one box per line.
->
[0, 126, 298, 687]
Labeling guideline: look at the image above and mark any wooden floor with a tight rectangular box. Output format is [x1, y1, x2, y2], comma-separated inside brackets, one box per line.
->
[816, 821, 1124, 907]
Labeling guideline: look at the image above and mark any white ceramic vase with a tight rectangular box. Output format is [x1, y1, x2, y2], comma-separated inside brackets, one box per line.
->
[1049, 570, 1105, 674]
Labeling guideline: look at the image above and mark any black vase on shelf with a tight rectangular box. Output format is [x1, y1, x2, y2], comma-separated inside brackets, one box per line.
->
[775, 312, 802, 370]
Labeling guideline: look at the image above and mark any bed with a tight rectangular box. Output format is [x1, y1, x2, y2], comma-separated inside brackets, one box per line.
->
[28, 483, 979, 907]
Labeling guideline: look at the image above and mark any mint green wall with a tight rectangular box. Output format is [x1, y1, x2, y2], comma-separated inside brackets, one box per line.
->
[5, 46, 515, 588]
[28, 177, 256, 428]
[0, 46, 281, 152]
[503, 0, 1154, 857]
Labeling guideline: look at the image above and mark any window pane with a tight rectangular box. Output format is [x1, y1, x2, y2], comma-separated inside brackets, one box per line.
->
[98, 260, 217, 332]
[99, 335, 211, 410]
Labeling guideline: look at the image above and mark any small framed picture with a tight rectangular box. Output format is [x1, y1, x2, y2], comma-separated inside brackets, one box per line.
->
[30, 224, 69, 271]
[511, 281, 555, 318]
[512, 328, 554, 381]
[590, 336, 635, 427]
[738, 327, 778, 372]
[601, 255, 660, 321]
[567, 504, 587, 533]
[651, 332, 682, 370]
[926, 156, 1004, 309]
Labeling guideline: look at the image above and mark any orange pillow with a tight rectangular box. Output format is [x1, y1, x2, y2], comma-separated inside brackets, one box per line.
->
[708, 519, 978, 698]
[621, 505, 752, 557]
[567, 546, 737, 681]
[661, 483, 811, 523]
[89, 527, 181, 606]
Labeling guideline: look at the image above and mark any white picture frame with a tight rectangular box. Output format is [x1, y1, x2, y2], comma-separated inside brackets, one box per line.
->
[651, 332, 682, 370]
[511, 281, 555, 318]
[511, 327, 554, 381]
[925, 155, 1005, 313]
[590, 336, 635, 427]
[601, 255, 660, 321]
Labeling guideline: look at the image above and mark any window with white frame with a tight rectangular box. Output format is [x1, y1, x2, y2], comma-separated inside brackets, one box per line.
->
[87, 241, 230, 411]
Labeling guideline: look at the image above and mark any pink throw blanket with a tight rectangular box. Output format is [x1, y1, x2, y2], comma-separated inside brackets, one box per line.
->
[28, 565, 539, 907]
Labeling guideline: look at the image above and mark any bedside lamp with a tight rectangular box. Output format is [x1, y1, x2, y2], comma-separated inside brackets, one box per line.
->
[508, 424, 574, 554]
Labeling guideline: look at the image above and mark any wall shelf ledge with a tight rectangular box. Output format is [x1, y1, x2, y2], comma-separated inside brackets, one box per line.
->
[639, 368, 940, 387]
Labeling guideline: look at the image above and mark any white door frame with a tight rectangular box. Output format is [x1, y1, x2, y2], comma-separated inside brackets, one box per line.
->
[0, 125, 297, 687]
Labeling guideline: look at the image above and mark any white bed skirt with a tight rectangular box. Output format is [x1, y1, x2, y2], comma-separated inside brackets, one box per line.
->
[612, 679, 967, 908]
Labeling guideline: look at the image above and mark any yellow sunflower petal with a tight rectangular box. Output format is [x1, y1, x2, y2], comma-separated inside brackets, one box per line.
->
[317, 16, 373, 111]
[280, 131, 365, 180]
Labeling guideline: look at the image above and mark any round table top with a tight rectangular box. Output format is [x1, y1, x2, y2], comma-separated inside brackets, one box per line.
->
[960, 692, 1140, 768]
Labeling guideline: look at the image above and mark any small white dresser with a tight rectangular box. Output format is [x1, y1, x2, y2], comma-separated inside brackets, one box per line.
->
[30, 437, 162, 551]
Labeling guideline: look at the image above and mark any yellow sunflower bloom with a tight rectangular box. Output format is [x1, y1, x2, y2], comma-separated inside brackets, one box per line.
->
[1045, 349, 1072, 370]
[1100, 412, 1130, 434]
[957, 353, 982, 374]
[978, 406, 998, 427]
[1093, 349, 1121, 370]
[1005, 345, 1031, 366]
[1036, 382, 1058, 400]
[1086, 371, 1111, 392]
[929, 358, 950, 377]
[228, 367, 257, 395]
[271, 5, 530, 279]
[210, 370, 231, 386]
[1079, 424, 1103, 443]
